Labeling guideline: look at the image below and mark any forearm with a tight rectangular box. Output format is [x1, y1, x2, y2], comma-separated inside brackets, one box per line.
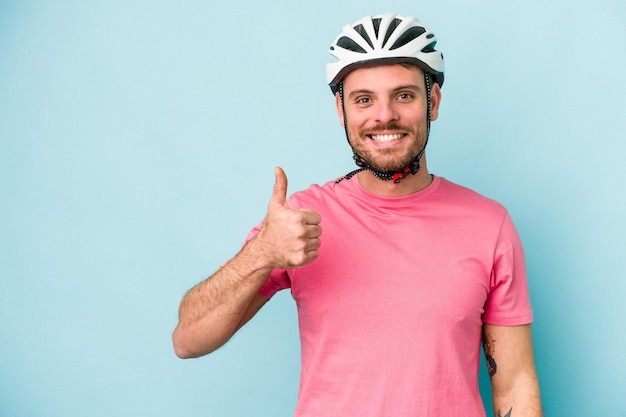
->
[484, 324, 543, 417]
[172, 237, 273, 358]
[172, 167, 322, 358]
[491, 378, 543, 417]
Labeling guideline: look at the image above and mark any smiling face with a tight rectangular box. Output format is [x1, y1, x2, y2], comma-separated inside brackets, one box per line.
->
[336, 64, 441, 174]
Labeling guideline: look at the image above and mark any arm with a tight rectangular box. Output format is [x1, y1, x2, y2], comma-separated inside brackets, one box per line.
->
[172, 167, 322, 358]
[172, 242, 272, 359]
[482, 323, 543, 417]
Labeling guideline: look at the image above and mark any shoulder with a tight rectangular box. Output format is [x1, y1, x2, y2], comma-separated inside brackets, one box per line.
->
[431, 177, 515, 238]
[286, 177, 354, 210]
[435, 176, 509, 217]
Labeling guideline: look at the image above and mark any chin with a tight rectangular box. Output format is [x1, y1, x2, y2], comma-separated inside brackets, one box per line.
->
[369, 157, 415, 173]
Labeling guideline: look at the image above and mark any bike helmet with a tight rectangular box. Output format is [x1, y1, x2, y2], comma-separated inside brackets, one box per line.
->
[329, 13, 445, 184]
[326, 13, 444, 94]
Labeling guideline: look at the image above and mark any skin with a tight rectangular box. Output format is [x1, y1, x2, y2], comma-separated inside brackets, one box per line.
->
[484, 324, 544, 416]
[336, 64, 441, 197]
[172, 63, 543, 415]
[172, 167, 319, 358]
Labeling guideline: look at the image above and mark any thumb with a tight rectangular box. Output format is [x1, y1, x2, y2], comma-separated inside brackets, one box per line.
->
[270, 166, 288, 208]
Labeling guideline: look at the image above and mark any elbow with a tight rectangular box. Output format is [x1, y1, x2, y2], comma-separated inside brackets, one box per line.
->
[171, 324, 222, 359]
[173, 344, 195, 360]
[172, 326, 194, 359]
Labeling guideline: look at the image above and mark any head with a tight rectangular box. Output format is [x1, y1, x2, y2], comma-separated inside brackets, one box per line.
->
[326, 13, 444, 184]
[337, 63, 441, 181]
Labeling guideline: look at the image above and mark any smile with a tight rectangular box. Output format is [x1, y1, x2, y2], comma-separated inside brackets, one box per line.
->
[369, 133, 405, 143]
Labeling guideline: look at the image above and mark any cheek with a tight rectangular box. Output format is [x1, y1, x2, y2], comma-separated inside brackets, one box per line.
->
[346, 119, 366, 140]
[344, 111, 368, 132]
[338, 110, 346, 127]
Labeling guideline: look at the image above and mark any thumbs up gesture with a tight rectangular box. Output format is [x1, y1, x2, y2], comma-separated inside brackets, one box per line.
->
[257, 167, 322, 269]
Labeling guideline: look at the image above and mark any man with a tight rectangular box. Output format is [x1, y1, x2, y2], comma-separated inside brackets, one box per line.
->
[173, 13, 543, 417]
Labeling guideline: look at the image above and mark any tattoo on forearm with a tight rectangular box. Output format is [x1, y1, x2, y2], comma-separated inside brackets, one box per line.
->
[496, 407, 512, 417]
[482, 332, 497, 377]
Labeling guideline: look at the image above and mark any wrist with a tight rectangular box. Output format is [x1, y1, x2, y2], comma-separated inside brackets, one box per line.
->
[238, 233, 278, 273]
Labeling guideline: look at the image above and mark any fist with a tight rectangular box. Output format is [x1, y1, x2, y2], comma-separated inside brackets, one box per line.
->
[258, 167, 322, 269]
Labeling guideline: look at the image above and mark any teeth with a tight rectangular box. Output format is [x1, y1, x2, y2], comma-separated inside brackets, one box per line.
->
[370, 134, 403, 142]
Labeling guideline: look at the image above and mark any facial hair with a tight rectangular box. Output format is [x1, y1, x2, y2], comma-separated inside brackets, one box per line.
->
[346, 122, 428, 173]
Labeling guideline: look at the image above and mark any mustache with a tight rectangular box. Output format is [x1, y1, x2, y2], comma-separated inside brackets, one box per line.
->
[360, 123, 415, 135]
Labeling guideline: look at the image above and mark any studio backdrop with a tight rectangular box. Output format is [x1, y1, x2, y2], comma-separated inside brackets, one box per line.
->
[1, 1, 625, 416]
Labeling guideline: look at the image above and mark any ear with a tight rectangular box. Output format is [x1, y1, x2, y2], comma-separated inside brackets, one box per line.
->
[335, 92, 345, 127]
[429, 83, 442, 121]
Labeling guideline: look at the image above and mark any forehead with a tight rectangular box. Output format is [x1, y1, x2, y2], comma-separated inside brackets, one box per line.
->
[342, 63, 425, 93]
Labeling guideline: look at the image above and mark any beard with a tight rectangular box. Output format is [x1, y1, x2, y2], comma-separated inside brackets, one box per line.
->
[347, 122, 428, 173]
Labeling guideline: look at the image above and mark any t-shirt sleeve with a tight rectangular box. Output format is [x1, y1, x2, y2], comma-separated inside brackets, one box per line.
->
[482, 212, 534, 326]
[242, 221, 291, 300]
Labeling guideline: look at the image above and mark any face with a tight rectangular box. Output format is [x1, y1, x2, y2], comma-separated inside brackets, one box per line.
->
[336, 64, 441, 173]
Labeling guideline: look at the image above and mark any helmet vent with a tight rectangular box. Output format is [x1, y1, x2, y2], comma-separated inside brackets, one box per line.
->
[389, 26, 427, 50]
[336, 36, 367, 53]
[353, 24, 374, 49]
[382, 18, 402, 47]
[421, 41, 436, 53]
[372, 18, 382, 38]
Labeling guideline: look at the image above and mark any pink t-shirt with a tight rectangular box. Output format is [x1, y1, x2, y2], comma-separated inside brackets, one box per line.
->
[249, 175, 533, 417]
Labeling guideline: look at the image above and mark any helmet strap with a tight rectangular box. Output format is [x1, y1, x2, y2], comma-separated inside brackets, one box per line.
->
[336, 72, 432, 185]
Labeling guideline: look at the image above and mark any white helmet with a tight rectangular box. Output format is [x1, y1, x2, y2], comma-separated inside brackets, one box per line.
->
[326, 13, 444, 94]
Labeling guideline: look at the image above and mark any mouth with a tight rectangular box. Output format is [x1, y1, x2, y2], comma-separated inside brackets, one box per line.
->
[368, 133, 405, 143]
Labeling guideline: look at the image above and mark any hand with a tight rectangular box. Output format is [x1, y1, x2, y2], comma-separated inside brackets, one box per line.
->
[257, 167, 322, 269]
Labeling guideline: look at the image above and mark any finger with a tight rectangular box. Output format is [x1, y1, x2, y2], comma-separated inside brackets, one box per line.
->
[270, 166, 288, 208]
[305, 237, 321, 252]
[304, 249, 320, 264]
[305, 224, 323, 239]
[299, 208, 322, 225]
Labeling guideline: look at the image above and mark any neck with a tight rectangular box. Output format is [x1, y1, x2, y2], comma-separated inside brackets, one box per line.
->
[357, 158, 432, 197]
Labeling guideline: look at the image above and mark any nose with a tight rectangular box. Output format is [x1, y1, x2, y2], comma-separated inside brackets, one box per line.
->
[374, 99, 399, 124]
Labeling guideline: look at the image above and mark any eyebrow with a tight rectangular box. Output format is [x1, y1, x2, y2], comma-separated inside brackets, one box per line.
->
[347, 84, 422, 99]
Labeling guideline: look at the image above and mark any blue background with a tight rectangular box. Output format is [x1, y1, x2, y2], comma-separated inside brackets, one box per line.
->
[1, 1, 625, 416]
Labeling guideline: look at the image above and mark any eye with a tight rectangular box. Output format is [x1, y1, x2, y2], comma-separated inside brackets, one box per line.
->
[397, 92, 414, 101]
[355, 96, 371, 104]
